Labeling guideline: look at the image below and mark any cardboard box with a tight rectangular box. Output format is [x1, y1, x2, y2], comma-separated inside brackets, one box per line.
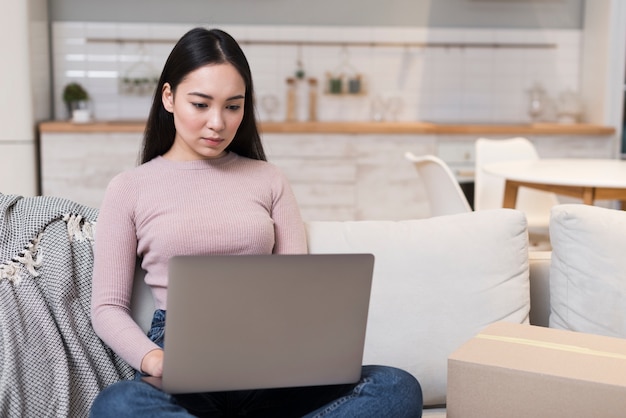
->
[447, 322, 626, 418]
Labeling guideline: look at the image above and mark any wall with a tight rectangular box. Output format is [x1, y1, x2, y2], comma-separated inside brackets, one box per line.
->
[579, 0, 626, 154]
[31, 0, 52, 122]
[49, 0, 585, 29]
[52, 22, 583, 125]
[48, 0, 591, 124]
[0, 0, 47, 197]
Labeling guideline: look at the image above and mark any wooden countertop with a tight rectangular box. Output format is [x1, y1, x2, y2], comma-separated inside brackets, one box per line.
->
[39, 120, 147, 133]
[38, 120, 616, 136]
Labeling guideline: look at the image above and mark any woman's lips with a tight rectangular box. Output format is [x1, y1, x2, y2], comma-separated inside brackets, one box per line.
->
[203, 137, 223, 145]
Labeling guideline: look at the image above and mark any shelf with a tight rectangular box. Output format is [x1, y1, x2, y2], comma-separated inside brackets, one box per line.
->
[85, 37, 557, 50]
[259, 122, 615, 135]
[39, 120, 615, 136]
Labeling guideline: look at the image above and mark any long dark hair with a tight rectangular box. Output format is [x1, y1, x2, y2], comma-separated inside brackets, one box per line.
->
[140, 27, 265, 164]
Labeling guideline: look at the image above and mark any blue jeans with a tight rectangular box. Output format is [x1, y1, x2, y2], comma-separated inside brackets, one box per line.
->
[90, 310, 422, 417]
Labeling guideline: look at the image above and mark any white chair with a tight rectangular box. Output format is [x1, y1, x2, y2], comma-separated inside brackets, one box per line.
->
[474, 137, 559, 244]
[405, 152, 472, 217]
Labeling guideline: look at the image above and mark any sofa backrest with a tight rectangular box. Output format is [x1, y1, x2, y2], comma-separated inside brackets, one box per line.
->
[305, 209, 531, 407]
[528, 250, 552, 327]
[131, 262, 154, 333]
[129, 208, 534, 407]
[549, 204, 626, 339]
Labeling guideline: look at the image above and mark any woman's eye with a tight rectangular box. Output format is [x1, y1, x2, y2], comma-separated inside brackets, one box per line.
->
[227, 104, 241, 111]
[192, 102, 208, 108]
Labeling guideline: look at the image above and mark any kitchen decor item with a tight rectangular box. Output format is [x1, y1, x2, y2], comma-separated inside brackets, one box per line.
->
[325, 72, 365, 95]
[118, 44, 160, 96]
[71, 102, 91, 124]
[325, 47, 365, 95]
[294, 44, 306, 80]
[348, 75, 362, 94]
[119, 76, 159, 96]
[327, 74, 343, 94]
[260, 94, 279, 122]
[386, 96, 404, 121]
[308, 78, 318, 121]
[62, 82, 91, 122]
[527, 82, 548, 122]
[285, 76, 314, 122]
[285, 77, 298, 122]
[369, 95, 403, 121]
[556, 89, 583, 124]
[295, 78, 309, 122]
[370, 95, 388, 121]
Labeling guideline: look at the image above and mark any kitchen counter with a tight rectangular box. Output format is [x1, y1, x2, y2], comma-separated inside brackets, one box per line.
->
[38, 120, 616, 136]
[39, 119, 618, 217]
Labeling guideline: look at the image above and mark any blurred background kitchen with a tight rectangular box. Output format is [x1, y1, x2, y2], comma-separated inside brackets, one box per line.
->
[2, 0, 625, 221]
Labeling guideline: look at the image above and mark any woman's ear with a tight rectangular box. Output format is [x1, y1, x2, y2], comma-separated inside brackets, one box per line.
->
[162, 83, 174, 113]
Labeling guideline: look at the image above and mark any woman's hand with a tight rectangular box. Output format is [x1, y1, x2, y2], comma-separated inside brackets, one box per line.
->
[141, 349, 164, 377]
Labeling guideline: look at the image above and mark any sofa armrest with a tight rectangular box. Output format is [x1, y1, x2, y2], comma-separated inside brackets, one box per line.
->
[528, 250, 551, 327]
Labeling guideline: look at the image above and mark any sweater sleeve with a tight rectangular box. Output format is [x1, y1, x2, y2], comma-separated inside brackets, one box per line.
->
[91, 173, 160, 371]
[270, 168, 308, 254]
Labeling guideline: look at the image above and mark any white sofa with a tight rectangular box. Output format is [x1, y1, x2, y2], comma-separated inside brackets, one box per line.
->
[127, 207, 547, 416]
[5, 193, 622, 416]
[129, 204, 625, 416]
[306, 208, 545, 416]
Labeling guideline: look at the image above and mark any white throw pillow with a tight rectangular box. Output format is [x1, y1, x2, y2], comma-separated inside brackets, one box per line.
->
[549, 204, 626, 338]
[305, 209, 530, 406]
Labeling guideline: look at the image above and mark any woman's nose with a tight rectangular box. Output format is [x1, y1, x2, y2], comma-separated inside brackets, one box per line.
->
[206, 109, 225, 132]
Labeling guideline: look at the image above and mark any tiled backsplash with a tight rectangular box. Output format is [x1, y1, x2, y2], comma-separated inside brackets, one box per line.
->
[52, 22, 581, 123]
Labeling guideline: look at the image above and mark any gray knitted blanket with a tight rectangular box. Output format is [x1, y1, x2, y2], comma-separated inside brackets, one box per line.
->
[0, 194, 134, 417]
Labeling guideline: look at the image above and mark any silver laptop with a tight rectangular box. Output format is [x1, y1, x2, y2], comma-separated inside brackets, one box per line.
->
[145, 253, 374, 394]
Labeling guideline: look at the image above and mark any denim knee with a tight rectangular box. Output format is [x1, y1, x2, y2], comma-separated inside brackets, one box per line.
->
[362, 365, 423, 414]
[90, 380, 178, 418]
[91, 381, 132, 417]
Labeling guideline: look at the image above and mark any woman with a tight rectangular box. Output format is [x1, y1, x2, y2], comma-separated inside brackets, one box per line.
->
[90, 27, 422, 417]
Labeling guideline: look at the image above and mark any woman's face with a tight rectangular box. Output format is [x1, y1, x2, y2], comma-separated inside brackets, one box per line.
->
[162, 63, 246, 161]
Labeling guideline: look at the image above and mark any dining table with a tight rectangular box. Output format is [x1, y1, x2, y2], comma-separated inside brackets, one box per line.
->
[481, 158, 626, 209]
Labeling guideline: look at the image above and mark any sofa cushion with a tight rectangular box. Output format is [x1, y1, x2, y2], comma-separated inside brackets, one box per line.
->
[305, 209, 530, 406]
[549, 204, 626, 338]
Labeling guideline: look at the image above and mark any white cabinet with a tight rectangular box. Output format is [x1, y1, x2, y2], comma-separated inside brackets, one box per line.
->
[263, 133, 438, 221]
[437, 139, 476, 183]
[39, 132, 143, 209]
[39, 130, 617, 220]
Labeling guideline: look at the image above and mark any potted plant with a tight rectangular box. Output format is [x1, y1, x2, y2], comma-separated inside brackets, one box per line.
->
[62, 82, 90, 122]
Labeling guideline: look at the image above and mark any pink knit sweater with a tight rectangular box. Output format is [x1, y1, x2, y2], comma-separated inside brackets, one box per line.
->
[91, 153, 307, 371]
